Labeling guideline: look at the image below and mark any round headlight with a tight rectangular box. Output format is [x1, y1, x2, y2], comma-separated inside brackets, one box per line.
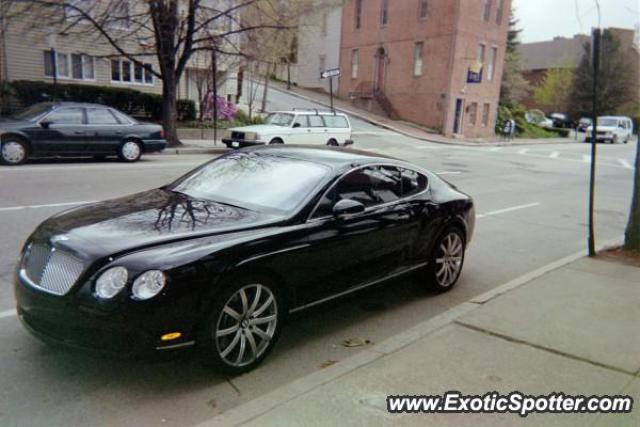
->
[131, 270, 166, 300]
[95, 266, 128, 299]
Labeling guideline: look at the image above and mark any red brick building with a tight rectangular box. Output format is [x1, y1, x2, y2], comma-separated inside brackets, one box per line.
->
[338, 0, 510, 138]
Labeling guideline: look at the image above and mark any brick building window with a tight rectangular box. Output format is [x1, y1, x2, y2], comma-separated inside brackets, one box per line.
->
[482, 0, 492, 22]
[477, 43, 486, 70]
[351, 49, 359, 79]
[355, 0, 362, 29]
[380, 0, 389, 26]
[419, 0, 428, 20]
[413, 42, 424, 76]
[487, 47, 497, 81]
[482, 103, 491, 126]
[496, 0, 504, 25]
[469, 102, 478, 125]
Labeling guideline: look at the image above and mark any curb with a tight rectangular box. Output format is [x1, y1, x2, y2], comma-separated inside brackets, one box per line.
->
[269, 85, 575, 148]
[197, 237, 623, 427]
[158, 147, 229, 156]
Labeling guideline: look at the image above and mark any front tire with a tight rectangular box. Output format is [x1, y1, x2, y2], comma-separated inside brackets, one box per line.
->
[269, 138, 284, 145]
[1, 139, 28, 165]
[199, 275, 284, 375]
[327, 139, 339, 146]
[118, 140, 142, 162]
[421, 227, 466, 293]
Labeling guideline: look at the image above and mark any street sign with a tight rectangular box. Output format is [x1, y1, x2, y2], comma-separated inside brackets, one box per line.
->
[320, 68, 341, 79]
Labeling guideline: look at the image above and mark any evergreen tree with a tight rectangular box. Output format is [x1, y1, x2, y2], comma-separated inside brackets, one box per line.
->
[499, 10, 530, 106]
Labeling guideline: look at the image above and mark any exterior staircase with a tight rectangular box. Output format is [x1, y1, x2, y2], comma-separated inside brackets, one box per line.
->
[349, 81, 400, 120]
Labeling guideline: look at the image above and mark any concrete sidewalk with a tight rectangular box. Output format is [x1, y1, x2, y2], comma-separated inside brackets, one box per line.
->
[269, 81, 572, 147]
[160, 139, 229, 155]
[202, 255, 639, 426]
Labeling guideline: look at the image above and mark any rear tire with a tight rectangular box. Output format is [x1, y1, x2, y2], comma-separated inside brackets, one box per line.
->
[1, 138, 28, 165]
[198, 273, 285, 375]
[118, 140, 142, 162]
[327, 139, 339, 147]
[420, 226, 466, 293]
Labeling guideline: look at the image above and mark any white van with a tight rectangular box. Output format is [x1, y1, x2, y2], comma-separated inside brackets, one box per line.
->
[585, 116, 634, 144]
[223, 110, 354, 149]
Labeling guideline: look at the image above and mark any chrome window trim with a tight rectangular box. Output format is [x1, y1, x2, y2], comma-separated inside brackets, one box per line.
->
[306, 162, 431, 223]
[37, 106, 86, 127]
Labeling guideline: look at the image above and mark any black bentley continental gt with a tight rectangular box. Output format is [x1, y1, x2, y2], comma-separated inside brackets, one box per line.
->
[0, 102, 166, 164]
[15, 146, 474, 373]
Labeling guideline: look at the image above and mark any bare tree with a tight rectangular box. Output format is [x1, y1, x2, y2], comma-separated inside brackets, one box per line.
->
[4, 0, 295, 145]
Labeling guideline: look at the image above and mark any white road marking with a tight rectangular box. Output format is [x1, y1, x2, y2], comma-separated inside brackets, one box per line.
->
[0, 309, 16, 319]
[550, 152, 560, 159]
[477, 202, 540, 219]
[618, 159, 633, 169]
[436, 171, 462, 175]
[0, 200, 95, 213]
[517, 148, 529, 155]
[489, 147, 502, 152]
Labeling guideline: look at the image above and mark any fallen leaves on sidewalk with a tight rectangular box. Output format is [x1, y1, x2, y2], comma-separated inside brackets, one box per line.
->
[341, 337, 372, 347]
[320, 360, 337, 369]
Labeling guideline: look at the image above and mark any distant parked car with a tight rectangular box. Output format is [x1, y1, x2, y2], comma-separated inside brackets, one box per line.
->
[549, 113, 574, 129]
[525, 110, 554, 129]
[584, 116, 634, 144]
[576, 117, 592, 133]
[222, 109, 354, 149]
[0, 102, 166, 165]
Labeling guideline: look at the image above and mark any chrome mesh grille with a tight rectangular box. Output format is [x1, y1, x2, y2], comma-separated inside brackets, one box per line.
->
[22, 243, 84, 296]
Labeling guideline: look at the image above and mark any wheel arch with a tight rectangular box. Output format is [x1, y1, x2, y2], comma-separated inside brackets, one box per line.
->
[1, 131, 31, 149]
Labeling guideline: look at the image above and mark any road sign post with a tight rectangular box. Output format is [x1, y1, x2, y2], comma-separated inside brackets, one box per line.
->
[320, 68, 340, 113]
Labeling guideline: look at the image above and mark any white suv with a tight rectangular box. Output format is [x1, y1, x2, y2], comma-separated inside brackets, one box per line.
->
[585, 116, 634, 144]
[222, 110, 354, 149]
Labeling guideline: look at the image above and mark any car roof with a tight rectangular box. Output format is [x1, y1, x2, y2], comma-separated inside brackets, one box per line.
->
[49, 102, 113, 109]
[274, 110, 348, 117]
[599, 116, 629, 120]
[242, 145, 403, 169]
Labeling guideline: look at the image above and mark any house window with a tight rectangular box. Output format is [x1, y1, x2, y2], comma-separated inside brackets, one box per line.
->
[477, 43, 486, 65]
[487, 47, 497, 81]
[355, 0, 362, 29]
[413, 42, 424, 76]
[482, 103, 490, 126]
[351, 49, 359, 79]
[134, 62, 144, 83]
[43, 51, 55, 77]
[56, 53, 69, 77]
[469, 102, 478, 125]
[71, 54, 95, 80]
[111, 59, 153, 85]
[121, 60, 131, 82]
[482, 0, 492, 22]
[144, 64, 154, 84]
[496, 0, 504, 25]
[418, 0, 428, 20]
[380, 0, 389, 26]
[111, 59, 121, 81]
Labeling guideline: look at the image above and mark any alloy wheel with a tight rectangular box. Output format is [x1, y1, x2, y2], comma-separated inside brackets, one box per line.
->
[215, 284, 278, 368]
[2, 141, 26, 164]
[434, 232, 464, 287]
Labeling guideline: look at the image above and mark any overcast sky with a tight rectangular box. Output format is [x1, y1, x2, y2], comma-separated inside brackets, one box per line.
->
[513, 0, 640, 43]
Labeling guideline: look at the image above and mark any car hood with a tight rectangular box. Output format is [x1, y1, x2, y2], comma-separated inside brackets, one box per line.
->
[229, 124, 287, 134]
[0, 118, 32, 129]
[30, 189, 284, 259]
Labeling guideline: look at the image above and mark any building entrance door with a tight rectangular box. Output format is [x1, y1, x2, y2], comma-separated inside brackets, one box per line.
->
[374, 47, 386, 92]
[453, 98, 464, 134]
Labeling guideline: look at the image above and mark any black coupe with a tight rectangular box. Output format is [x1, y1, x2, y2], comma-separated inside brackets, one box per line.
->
[15, 146, 474, 373]
[0, 102, 166, 165]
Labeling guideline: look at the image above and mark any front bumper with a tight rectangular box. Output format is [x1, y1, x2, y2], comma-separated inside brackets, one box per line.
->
[222, 139, 265, 149]
[14, 273, 198, 357]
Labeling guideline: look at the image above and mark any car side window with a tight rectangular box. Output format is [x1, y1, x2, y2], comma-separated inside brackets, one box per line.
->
[307, 115, 325, 127]
[401, 168, 429, 197]
[45, 108, 84, 125]
[87, 108, 120, 125]
[111, 109, 133, 124]
[312, 166, 403, 218]
[294, 115, 309, 128]
[323, 115, 349, 128]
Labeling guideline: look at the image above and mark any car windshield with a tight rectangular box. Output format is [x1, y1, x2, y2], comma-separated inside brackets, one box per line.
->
[12, 103, 53, 121]
[169, 152, 330, 214]
[265, 113, 294, 126]
[597, 118, 617, 127]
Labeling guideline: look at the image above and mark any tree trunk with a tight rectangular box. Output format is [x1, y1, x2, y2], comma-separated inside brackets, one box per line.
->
[162, 73, 181, 147]
[624, 133, 640, 251]
[260, 63, 270, 112]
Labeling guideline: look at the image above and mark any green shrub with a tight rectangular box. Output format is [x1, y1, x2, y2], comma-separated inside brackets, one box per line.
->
[496, 103, 563, 138]
[8, 80, 195, 121]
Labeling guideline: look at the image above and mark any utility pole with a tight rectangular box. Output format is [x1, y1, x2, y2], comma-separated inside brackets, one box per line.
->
[210, 39, 218, 146]
[588, 28, 601, 257]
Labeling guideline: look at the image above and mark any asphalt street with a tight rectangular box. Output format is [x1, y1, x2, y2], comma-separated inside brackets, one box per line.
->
[0, 91, 636, 426]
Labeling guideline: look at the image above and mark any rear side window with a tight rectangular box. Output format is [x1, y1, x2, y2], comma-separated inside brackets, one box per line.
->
[294, 115, 309, 127]
[87, 108, 119, 125]
[45, 108, 84, 125]
[323, 115, 349, 128]
[401, 168, 428, 197]
[306, 115, 325, 127]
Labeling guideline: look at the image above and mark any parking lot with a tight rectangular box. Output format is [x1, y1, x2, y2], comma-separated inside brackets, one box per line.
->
[0, 135, 636, 426]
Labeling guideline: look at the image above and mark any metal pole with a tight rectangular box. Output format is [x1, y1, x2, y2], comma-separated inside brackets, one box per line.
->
[211, 45, 218, 146]
[588, 28, 601, 257]
[329, 77, 334, 113]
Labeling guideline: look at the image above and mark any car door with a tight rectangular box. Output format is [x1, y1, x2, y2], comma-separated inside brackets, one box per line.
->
[35, 107, 86, 154]
[288, 114, 310, 144]
[85, 107, 126, 154]
[323, 115, 351, 144]
[306, 114, 328, 144]
[297, 165, 421, 304]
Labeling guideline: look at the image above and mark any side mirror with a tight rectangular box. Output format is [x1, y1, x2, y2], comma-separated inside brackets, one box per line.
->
[292, 123, 301, 128]
[39, 120, 52, 129]
[333, 199, 365, 217]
